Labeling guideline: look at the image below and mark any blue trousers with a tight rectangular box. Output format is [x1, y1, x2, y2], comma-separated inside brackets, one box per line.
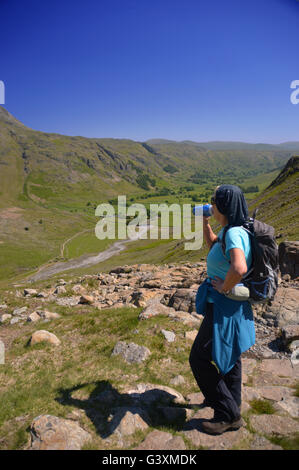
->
[189, 302, 242, 422]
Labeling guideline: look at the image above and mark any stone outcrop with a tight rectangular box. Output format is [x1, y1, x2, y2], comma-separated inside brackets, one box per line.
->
[24, 288, 38, 297]
[281, 324, 299, 348]
[279, 241, 299, 279]
[183, 406, 251, 450]
[30, 330, 61, 346]
[108, 407, 150, 436]
[124, 383, 185, 406]
[261, 286, 299, 327]
[0, 313, 12, 323]
[161, 329, 176, 342]
[167, 288, 197, 313]
[3, 260, 299, 361]
[135, 430, 186, 450]
[138, 294, 175, 319]
[29, 415, 91, 450]
[249, 414, 299, 436]
[27, 309, 60, 323]
[112, 341, 151, 364]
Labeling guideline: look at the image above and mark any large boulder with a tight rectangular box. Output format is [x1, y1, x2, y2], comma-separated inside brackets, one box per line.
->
[134, 430, 186, 450]
[0, 313, 12, 323]
[124, 383, 185, 405]
[131, 289, 163, 308]
[12, 306, 28, 316]
[167, 288, 197, 313]
[161, 329, 176, 342]
[279, 241, 299, 278]
[30, 330, 61, 346]
[109, 407, 150, 436]
[79, 294, 94, 305]
[23, 288, 38, 297]
[109, 265, 133, 274]
[55, 296, 80, 306]
[249, 414, 299, 436]
[112, 341, 151, 364]
[39, 310, 60, 320]
[27, 312, 41, 323]
[54, 286, 67, 295]
[138, 295, 176, 320]
[281, 324, 299, 348]
[29, 415, 91, 450]
[262, 286, 299, 326]
[72, 284, 87, 294]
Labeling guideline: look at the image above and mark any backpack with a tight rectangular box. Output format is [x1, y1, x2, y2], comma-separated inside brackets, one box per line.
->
[220, 211, 279, 304]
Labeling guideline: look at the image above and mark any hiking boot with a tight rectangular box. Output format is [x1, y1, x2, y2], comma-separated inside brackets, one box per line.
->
[201, 416, 244, 435]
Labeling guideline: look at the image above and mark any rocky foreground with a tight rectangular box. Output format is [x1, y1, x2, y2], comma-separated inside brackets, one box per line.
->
[0, 260, 299, 450]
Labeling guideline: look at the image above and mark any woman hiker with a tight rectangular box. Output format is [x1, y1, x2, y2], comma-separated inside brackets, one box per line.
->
[189, 184, 255, 435]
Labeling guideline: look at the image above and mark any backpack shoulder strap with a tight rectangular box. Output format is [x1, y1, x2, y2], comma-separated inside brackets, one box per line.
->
[220, 224, 232, 258]
[220, 221, 253, 257]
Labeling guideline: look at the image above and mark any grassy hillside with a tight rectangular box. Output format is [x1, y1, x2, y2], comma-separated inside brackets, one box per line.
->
[0, 106, 293, 211]
[248, 156, 299, 240]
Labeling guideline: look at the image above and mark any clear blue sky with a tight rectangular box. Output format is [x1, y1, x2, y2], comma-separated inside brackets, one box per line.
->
[1, 0, 299, 143]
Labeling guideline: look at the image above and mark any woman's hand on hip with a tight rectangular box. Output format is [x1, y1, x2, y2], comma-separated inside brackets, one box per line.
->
[211, 276, 226, 293]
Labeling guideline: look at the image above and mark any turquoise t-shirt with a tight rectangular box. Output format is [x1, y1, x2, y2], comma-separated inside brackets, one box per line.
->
[206, 226, 252, 301]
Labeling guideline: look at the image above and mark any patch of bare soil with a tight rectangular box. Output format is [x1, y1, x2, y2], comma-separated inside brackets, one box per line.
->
[0, 324, 24, 351]
[0, 207, 24, 220]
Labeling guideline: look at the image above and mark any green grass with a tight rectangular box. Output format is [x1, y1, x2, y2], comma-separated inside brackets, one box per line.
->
[269, 433, 299, 451]
[0, 303, 200, 449]
[0, 206, 94, 284]
[292, 381, 299, 398]
[249, 399, 276, 415]
[63, 230, 113, 259]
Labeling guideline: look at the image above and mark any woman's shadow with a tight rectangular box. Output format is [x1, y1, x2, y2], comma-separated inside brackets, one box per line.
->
[55, 381, 193, 438]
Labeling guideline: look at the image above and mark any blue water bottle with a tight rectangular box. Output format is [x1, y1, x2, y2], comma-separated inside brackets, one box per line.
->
[193, 204, 214, 217]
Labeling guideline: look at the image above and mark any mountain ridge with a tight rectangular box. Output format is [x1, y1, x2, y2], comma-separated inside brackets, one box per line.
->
[1, 106, 298, 151]
[0, 106, 294, 212]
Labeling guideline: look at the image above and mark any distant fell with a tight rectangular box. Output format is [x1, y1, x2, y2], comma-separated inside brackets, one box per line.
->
[277, 142, 299, 151]
[147, 138, 296, 152]
[181, 140, 281, 151]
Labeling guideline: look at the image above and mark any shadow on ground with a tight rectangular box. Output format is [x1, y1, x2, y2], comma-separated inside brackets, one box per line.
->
[55, 381, 205, 438]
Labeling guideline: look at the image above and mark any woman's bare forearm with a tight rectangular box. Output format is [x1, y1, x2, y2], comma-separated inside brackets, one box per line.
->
[203, 219, 218, 249]
[221, 266, 243, 292]
[221, 248, 248, 292]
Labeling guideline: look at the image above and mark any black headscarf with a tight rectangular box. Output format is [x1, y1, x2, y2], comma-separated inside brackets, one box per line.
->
[215, 184, 249, 227]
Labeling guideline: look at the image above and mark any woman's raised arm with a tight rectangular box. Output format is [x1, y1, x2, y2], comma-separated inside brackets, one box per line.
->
[203, 217, 218, 249]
